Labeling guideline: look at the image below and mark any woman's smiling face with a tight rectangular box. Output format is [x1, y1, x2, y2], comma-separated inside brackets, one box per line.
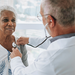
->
[0, 10, 16, 36]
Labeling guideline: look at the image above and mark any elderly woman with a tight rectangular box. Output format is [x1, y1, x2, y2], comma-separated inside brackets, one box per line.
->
[0, 6, 28, 75]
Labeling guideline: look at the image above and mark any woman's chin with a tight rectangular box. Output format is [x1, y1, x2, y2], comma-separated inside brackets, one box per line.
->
[5, 31, 14, 36]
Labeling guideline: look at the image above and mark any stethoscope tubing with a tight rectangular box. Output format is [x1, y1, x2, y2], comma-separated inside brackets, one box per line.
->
[27, 36, 51, 48]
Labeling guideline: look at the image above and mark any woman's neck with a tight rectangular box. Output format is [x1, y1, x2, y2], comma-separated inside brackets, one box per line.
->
[0, 34, 12, 44]
[0, 33, 15, 52]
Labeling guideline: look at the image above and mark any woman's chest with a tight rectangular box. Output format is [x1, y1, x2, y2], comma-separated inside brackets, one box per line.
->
[4, 44, 12, 52]
[1, 41, 14, 52]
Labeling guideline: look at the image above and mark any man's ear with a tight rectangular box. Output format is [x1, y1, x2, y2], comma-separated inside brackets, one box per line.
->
[47, 15, 55, 28]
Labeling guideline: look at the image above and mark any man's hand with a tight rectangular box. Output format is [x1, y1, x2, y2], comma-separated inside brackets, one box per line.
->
[16, 37, 29, 45]
[10, 48, 22, 59]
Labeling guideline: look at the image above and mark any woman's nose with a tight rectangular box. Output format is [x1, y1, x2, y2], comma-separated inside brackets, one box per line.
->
[8, 21, 13, 26]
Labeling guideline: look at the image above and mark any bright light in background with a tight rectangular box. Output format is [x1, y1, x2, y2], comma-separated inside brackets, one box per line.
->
[13, 0, 42, 23]
[0, 0, 42, 23]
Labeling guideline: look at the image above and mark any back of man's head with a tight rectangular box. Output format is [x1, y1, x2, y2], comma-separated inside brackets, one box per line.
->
[42, 0, 75, 27]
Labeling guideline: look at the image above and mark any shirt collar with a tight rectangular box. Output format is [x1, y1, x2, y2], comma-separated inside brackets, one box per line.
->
[50, 33, 75, 43]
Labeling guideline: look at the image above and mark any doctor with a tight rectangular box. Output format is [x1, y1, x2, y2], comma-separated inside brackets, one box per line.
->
[10, 0, 75, 75]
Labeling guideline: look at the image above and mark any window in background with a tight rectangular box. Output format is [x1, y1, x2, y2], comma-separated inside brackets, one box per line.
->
[0, 0, 13, 6]
[13, 0, 41, 23]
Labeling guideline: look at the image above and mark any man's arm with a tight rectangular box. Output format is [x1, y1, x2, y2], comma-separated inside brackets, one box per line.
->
[29, 37, 51, 49]
[17, 37, 51, 49]
[10, 48, 55, 75]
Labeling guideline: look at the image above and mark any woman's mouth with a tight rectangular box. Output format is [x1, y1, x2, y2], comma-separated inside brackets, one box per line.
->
[6, 28, 14, 31]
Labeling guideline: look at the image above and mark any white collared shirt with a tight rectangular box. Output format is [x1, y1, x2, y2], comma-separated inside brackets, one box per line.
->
[10, 34, 75, 75]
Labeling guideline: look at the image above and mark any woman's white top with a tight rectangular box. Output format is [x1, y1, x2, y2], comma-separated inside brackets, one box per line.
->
[0, 45, 12, 75]
[10, 33, 75, 75]
[0, 37, 28, 75]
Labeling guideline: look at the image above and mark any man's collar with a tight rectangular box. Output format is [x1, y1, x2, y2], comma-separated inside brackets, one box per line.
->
[50, 33, 75, 43]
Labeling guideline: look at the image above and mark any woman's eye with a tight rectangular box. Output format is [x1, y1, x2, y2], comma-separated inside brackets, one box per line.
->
[11, 19, 16, 22]
[2, 19, 9, 22]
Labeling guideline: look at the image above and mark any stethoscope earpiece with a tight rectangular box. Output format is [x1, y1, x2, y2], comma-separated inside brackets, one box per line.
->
[50, 20, 52, 22]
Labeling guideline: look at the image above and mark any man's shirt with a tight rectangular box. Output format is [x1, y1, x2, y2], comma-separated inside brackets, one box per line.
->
[10, 33, 75, 75]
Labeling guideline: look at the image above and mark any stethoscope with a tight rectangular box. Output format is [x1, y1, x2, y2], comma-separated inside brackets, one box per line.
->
[12, 22, 52, 48]
[27, 22, 51, 48]
[12, 36, 51, 48]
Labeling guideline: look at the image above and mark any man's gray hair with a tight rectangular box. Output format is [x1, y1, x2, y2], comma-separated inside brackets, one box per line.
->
[42, 0, 75, 27]
[0, 5, 17, 18]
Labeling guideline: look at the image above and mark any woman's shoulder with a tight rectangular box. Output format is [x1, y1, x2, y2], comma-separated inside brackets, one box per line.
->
[12, 35, 19, 42]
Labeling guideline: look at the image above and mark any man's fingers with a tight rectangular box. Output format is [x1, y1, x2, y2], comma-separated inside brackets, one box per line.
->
[17, 39, 23, 44]
[12, 48, 18, 52]
[17, 39, 23, 42]
[12, 48, 15, 52]
[16, 41, 25, 45]
[10, 47, 22, 59]
[17, 37, 24, 41]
